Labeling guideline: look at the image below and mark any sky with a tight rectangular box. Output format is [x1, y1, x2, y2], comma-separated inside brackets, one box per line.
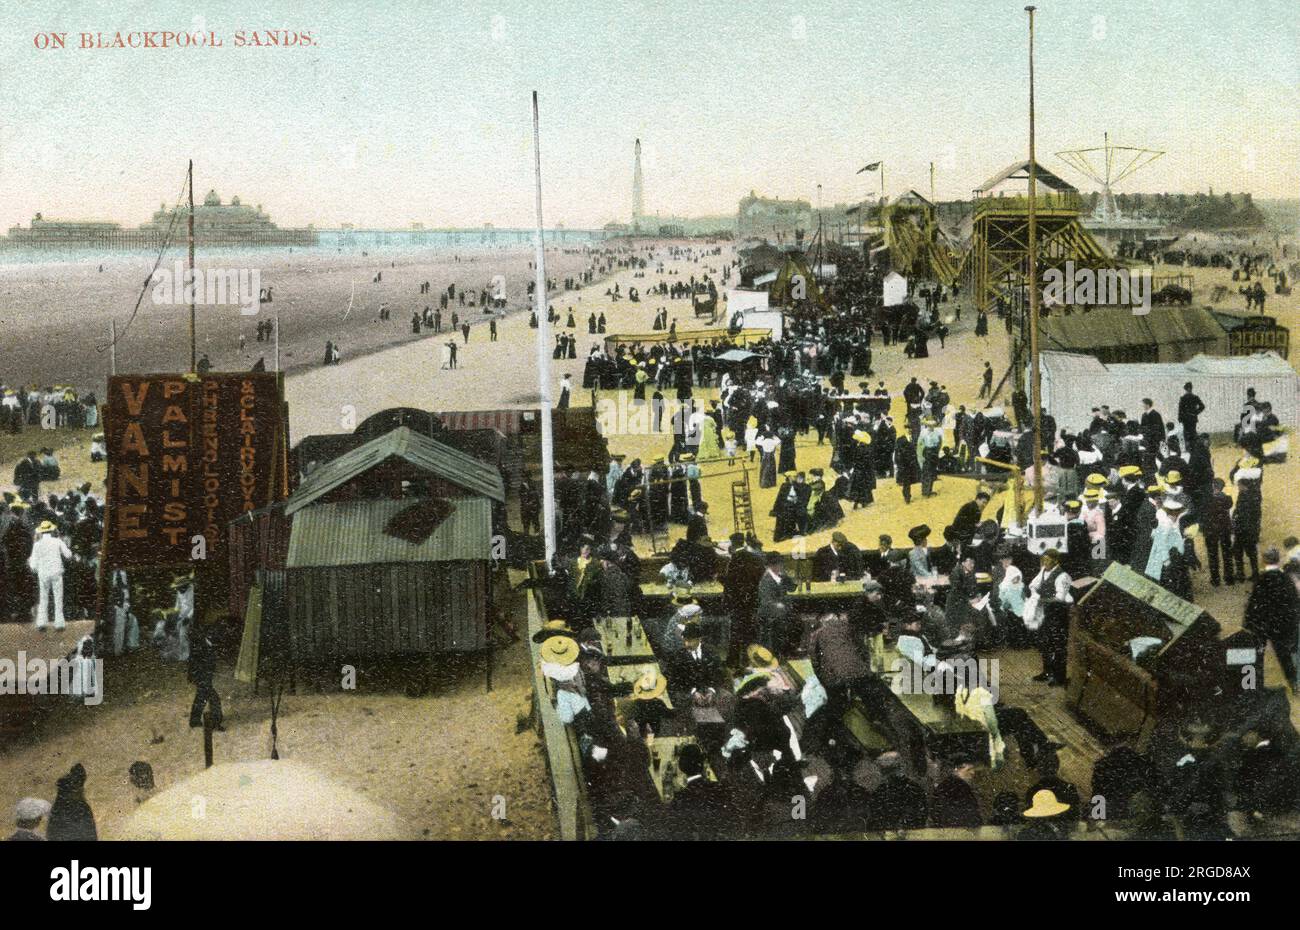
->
[1, 0, 1296, 230]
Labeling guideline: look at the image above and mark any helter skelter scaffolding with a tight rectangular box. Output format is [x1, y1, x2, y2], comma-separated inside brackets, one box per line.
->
[967, 159, 1110, 392]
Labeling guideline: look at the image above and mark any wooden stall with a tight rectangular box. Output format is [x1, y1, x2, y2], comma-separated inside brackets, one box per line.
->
[1066, 563, 1222, 749]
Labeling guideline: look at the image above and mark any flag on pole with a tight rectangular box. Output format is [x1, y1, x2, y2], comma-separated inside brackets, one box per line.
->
[857, 161, 881, 173]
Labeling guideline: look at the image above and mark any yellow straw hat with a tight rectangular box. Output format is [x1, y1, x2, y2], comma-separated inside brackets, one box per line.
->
[1023, 789, 1071, 819]
[631, 668, 668, 700]
[746, 644, 778, 670]
[36, 520, 58, 534]
[539, 635, 580, 666]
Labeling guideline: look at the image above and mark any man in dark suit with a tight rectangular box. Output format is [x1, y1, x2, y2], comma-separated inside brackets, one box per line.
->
[771, 471, 811, 542]
[1201, 478, 1234, 586]
[951, 490, 991, 548]
[668, 621, 728, 696]
[722, 534, 764, 661]
[1139, 398, 1165, 457]
[1245, 548, 1300, 688]
[863, 534, 894, 579]
[12, 451, 40, 503]
[596, 547, 637, 618]
[930, 757, 983, 828]
[1178, 381, 1205, 440]
[1110, 466, 1147, 565]
[813, 531, 864, 581]
[756, 551, 798, 653]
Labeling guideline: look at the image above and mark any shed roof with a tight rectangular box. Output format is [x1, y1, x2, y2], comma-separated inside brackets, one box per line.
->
[285, 426, 505, 515]
[286, 496, 492, 568]
[975, 160, 1076, 193]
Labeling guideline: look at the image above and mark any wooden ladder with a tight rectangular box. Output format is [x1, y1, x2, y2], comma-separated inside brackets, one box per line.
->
[730, 468, 756, 538]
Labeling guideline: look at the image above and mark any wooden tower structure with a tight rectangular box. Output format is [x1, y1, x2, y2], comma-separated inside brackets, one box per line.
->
[968, 160, 1109, 390]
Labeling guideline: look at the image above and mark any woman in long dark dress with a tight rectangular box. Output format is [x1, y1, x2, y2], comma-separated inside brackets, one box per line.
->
[777, 425, 797, 474]
[846, 432, 876, 508]
[757, 432, 779, 488]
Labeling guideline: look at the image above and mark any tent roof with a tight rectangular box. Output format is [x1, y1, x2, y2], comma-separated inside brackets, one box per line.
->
[976, 160, 1076, 193]
[1041, 349, 1295, 382]
[286, 496, 492, 568]
[891, 189, 934, 207]
[285, 426, 504, 515]
[715, 349, 764, 363]
[1041, 306, 1224, 352]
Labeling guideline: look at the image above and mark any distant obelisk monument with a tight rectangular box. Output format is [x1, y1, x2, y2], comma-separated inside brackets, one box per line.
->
[632, 138, 645, 230]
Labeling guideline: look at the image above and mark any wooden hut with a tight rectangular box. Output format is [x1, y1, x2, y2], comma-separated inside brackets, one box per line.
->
[235, 426, 506, 682]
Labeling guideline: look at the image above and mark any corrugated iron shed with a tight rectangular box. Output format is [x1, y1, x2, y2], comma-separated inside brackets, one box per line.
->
[286, 497, 492, 568]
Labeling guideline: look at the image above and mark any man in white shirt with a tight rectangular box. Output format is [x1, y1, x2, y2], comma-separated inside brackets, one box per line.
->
[27, 520, 71, 629]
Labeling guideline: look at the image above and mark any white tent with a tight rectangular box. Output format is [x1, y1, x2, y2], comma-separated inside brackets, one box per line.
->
[883, 271, 908, 308]
[726, 288, 783, 340]
[1039, 351, 1298, 436]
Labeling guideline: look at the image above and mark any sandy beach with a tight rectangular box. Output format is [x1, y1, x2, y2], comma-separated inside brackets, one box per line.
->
[2, 236, 1298, 840]
[0, 242, 612, 395]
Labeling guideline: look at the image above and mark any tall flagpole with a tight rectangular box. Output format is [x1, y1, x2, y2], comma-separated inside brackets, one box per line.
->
[1026, 5, 1044, 514]
[188, 159, 197, 373]
[531, 91, 558, 564]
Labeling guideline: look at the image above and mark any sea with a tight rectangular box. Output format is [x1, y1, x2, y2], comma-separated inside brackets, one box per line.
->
[0, 227, 609, 266]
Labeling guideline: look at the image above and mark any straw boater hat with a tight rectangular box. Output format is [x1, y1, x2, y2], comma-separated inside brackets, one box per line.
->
[1085, 473, 1107, 487]
[1163, 499, 1185, 513]
[851, 430, 872, 445]
[1064, 500, 1082, 512]
[745, 644, 779, 670]
[783, 470, 798, 479]
[631, 669, 668, 701]
[1083, 488, 1102, 501]
[531, 619, 573, 644]
[1118, 465, 1142, 479]
[1023, 789, 1070, 819]
[36, 520, 58, 535]
[14, 797, 50, 823]
[539, 635, 580, 666]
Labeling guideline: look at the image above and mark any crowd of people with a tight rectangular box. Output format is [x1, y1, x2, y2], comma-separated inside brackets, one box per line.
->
[528, 252, 1299, 839]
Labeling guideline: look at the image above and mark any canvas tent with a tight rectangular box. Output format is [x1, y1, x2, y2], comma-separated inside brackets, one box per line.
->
[882, 271, 908, 308]
[1040, 306, 1227, 363]
[1039, 350, 1298, 436]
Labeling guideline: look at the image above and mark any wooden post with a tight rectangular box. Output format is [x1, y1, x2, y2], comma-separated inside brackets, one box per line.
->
[203, 711, 215, 768]
[1026, 5, 1044, 516]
